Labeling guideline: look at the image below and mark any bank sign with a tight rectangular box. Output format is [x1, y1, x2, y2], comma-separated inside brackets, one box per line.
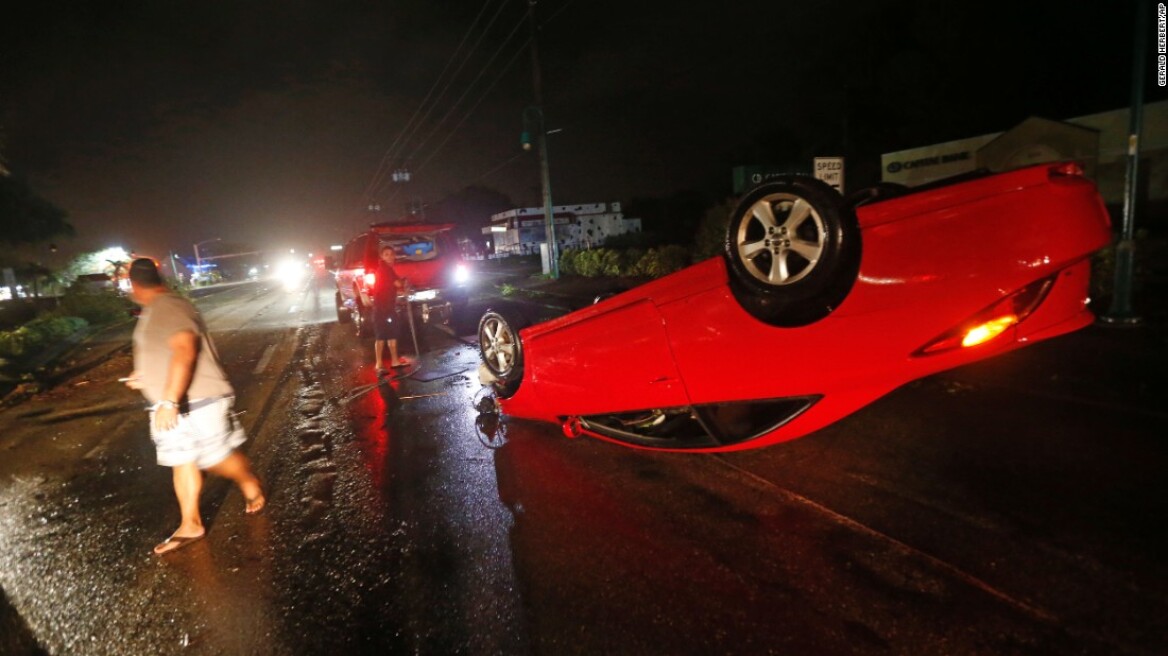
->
[732, 160, 844, 194]
[882, 134, 997, 187]
[731, 165, 802, 194]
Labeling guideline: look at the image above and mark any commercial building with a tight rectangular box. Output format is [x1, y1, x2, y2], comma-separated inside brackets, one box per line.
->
[881, 100, 1168, 211]
[486, 202, 642, 256]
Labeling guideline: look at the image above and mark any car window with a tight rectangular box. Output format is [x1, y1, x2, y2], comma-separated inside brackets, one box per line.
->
[380, 234, 439, 262]
[344, 235, 366, 268]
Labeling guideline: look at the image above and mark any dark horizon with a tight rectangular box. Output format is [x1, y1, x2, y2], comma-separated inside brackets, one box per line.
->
[1, 0, 1162, 263]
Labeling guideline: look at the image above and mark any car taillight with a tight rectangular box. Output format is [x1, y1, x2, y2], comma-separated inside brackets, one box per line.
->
[1051, 161, 1083, 176]
[363, 272, 376, 288]
[1049, 161, 1085, 180]
[914, 276, 1055, 356]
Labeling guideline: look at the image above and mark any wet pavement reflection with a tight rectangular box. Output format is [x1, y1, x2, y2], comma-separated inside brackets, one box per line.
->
[1, 276, 1164, 655]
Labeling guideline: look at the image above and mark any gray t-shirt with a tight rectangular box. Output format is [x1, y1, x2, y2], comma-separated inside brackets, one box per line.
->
[132, 293, 234, 403]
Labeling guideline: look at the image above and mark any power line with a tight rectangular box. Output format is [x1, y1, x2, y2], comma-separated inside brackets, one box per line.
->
[409, 0, 578, 186]
[375, 12, 529, 206]
[392, 0, 515, 165]
[402, 19, 529, 180]
[361, 0, 578, 218]
[360, 0, 510, 206]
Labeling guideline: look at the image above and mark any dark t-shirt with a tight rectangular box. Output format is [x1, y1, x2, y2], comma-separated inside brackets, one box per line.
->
[372, 259, 399, 312]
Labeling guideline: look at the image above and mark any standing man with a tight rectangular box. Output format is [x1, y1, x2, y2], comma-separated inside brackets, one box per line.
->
[124, 258, 264, 555]
[372, 244, 407, 374]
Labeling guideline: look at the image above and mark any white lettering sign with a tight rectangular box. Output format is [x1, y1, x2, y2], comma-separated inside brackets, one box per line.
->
[813, 157, 845, 194]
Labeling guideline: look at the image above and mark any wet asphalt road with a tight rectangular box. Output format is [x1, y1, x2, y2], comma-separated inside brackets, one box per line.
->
[0, 272, 1165, 655]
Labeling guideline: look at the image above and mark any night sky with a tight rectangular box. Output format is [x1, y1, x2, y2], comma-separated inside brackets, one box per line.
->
[1, 0, 1161, 263]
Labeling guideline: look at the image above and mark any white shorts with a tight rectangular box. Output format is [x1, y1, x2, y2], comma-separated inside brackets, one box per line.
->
[149, 397, 246, 468]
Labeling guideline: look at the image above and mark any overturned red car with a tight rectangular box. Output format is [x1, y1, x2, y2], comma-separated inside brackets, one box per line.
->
[478, 162, 1112, 452]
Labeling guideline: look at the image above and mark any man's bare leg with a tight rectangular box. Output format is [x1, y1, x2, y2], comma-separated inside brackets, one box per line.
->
[206, 451, 265, 513]
[389, 338, 401, 366]
[374, 340, 385, 369]
[155, 463, 205, 554]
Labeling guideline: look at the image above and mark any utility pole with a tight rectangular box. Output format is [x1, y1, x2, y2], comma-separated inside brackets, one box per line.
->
[526, 0, 559, 278]
[1102, 0, 1148, 325]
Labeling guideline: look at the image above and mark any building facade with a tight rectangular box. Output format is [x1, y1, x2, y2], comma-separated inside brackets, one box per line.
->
[486, 202, 642, 256]
[880, 100, 1168, 209]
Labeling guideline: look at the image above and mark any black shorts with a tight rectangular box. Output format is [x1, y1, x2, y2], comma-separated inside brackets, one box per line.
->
[372, 307, 401, 341]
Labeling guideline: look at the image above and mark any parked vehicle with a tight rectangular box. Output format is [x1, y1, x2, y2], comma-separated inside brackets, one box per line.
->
[73, 273, 117, 293]
[335, 222, 472, 336]
[478, 162, 1112, 452]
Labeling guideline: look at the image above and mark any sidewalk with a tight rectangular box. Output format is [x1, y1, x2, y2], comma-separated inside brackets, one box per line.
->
[0, 318, 134, 406]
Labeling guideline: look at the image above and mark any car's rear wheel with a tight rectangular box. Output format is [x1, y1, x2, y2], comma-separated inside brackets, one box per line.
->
[725, 176, 860, 326]
[478, 309, 527, 397]
[335, 292, 352, 324]
[354, 300, 372, 337]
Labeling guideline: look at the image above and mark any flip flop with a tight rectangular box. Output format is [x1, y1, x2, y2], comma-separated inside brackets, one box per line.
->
[376, 367, 388, 376]
[153, 531, 205, 556]
[391, 361, 409, 368]
[245, 494, 266, 515]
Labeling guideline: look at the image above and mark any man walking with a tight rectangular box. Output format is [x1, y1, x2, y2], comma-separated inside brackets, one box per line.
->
[124, 258, 264, 555]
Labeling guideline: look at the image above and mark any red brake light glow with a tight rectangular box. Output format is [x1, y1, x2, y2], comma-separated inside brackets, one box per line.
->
[915, 277, 1055, 356]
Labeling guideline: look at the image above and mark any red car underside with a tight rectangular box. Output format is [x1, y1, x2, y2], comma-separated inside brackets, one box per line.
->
[497, 164, 1112, 452]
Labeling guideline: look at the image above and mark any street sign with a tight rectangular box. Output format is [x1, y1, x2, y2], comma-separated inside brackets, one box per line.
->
[813, 157, 845, 194]
[731, 165, 805, 194]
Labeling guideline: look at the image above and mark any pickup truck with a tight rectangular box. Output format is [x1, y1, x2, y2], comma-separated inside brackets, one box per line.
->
[334, 222, 472, 336]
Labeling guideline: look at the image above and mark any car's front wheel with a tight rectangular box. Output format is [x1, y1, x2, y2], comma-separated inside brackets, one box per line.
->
[478, 309, 527, 397]
[725, 176, 860, 326]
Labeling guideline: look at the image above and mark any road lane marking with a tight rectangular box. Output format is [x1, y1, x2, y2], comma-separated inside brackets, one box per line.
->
[253, 344, 277, 375]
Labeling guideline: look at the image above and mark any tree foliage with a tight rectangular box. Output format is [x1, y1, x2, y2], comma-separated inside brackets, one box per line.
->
[694, 197, 738, 262]
[623, 190, 712, 245]
[0, 174, 73, 246]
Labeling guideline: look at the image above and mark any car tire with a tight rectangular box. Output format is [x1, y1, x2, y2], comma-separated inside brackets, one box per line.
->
[335, 292, 352, 324]
[725, 176, 860, 327]
[478, 308, 528, 397]
[354, 301, 372, 338]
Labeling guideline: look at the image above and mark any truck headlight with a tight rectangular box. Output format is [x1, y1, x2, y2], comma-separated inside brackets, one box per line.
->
[453, 264, 471, 284]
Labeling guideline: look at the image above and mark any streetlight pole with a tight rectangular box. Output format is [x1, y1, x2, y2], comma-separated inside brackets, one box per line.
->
[193, 237, 221, 272]
[526, 0, 559, 278]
